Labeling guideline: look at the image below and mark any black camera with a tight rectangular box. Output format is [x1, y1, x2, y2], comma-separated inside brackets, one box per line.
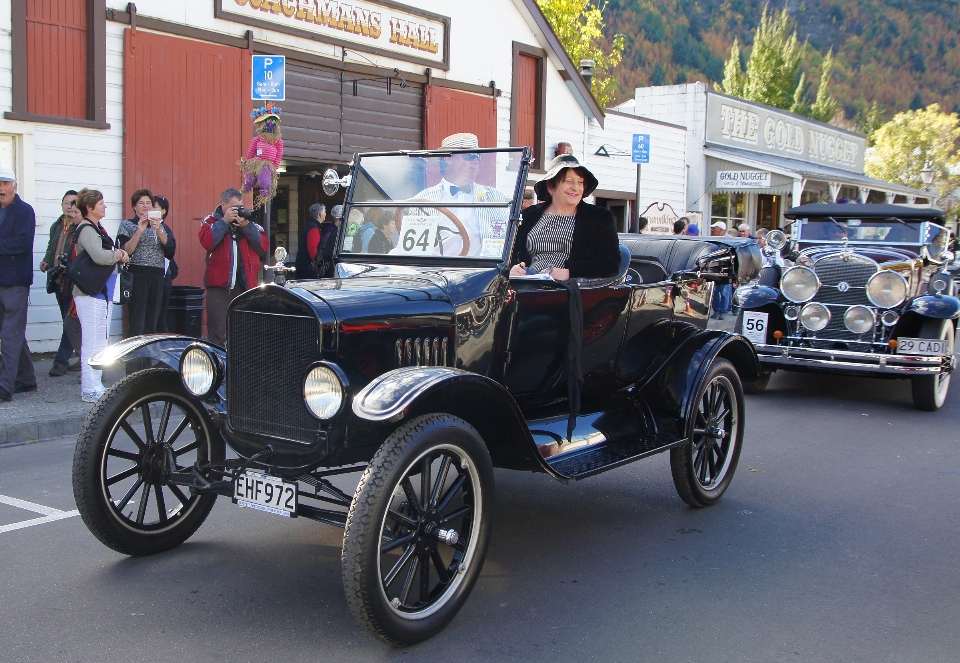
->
[235, 205, 257, 221]
[47, 253, 69, 279]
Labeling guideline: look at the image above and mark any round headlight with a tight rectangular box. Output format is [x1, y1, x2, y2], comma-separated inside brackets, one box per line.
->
[181, 347, 215, 397]
[843, 305, 876, 334]
[304, 365, 343, 419]
[800, 302, 831, 332]
[781, 266, 820, 303]
[766, 229, 787, 251]
[881, 310, 900, 327]
[866, 270, 907, 308]
[784, 305, 800, 321]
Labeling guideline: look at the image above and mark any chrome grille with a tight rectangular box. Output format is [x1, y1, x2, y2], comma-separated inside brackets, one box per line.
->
[813, 254, 876, 306]
[228, 310, 321, 443]
[395, 336, 449, 368]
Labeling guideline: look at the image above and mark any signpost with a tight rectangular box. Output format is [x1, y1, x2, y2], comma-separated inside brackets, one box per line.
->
[632, 134, 650, 233]
[252, 56, 286, 280]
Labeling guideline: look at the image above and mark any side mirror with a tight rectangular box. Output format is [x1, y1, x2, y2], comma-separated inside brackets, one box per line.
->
[766, 229, 787, 251]
[322, 169, 351, 196]
[274, 246, 288, 264]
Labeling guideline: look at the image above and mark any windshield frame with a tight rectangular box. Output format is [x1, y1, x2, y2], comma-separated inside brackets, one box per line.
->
[796, 217, 938, 247]
[336, 146, 532, 269]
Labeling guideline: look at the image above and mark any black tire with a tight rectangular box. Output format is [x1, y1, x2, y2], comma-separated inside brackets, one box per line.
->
[670, 358, 745, 507]
[72, 368, 223, 556]
[743, 369, 771, 394]
[342, 414, 494, 646]
[911, 318, 955, 411]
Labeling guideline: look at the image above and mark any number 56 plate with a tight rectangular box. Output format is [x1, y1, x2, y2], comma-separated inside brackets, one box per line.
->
[234, 471, 298, 517]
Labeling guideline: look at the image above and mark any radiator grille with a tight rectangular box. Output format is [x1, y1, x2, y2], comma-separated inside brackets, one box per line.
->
[228, 310, 321, 443]
[813, 254, 876, 306]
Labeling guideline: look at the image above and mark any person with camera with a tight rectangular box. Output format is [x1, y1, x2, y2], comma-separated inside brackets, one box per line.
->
[152, 195, 178, 332]
[72, 188, 129, 402]
[39, 189, 83, 377]
[199, 188, 268, 347]
[117, 189, 172, 340]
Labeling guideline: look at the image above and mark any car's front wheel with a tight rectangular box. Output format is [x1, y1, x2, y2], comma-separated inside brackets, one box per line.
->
[670, 359, 745, 507]
[342, 414, 494, 646]
[911, 318, 955, 411]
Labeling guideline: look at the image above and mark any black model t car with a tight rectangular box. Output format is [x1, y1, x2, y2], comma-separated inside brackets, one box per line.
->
[73, 147, 761, 645]
[734, 203, 957, 410]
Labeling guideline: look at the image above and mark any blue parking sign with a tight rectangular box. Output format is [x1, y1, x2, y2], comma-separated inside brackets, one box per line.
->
[632, 134, 650, 163]
[252, 55, 285, 101]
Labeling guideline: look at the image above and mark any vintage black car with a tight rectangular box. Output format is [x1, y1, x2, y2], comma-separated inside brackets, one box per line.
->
[72, 147, 761, 645]
[734, 203, 958, 410]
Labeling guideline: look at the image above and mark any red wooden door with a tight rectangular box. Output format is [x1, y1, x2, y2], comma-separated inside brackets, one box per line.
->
[123, 29, 251, 287]
[423, 86, 497, 149]
[26, 0, 88, 118]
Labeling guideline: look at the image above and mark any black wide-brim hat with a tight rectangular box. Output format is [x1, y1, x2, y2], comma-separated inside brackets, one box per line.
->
[534, 154, 599, 201]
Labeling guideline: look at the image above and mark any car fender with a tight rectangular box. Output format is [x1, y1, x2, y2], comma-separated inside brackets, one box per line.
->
[735, 285, 779, 309]
[905, 295, 960, 320]
[88, 334, 224, 372]
[352, 366, 558, 478]
[637, 330, 760, 427]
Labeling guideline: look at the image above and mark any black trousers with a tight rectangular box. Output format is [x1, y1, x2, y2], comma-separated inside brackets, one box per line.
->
[126, 272, 165, 337]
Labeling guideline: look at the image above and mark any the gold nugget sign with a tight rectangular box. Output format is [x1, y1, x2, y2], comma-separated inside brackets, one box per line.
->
[222, 0, 446, 65]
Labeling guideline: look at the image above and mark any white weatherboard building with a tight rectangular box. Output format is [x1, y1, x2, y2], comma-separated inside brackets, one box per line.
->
[3, 0, 685, 352]
[633, 82, 930, 233]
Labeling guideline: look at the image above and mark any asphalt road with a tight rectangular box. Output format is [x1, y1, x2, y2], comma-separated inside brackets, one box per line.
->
[2, 370, 959, 663]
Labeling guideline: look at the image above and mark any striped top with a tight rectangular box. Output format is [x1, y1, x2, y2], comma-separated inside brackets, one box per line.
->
[526, 213, 576, 272]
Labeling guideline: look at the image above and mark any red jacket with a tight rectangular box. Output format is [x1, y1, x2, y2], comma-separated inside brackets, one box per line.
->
[198, 208, 268, 289]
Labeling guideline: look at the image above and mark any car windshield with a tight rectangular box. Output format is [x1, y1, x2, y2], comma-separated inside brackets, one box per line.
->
[341, 149, 525, 261]
[798, 218, 924, 244]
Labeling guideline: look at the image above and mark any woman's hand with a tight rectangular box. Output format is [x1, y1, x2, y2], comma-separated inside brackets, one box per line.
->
[137, 214, 149, 232]
[509, 262, 527, 277]
[544, 266, 570, 280]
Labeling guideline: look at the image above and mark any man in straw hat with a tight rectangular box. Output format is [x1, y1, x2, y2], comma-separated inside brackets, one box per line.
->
[412, 133, 510, 257]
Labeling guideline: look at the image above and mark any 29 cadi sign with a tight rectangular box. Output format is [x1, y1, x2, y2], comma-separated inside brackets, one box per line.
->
[217, 0, 450, 69]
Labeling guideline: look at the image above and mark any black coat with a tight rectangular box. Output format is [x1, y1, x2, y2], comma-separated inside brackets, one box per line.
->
[513, 201, 620, 278]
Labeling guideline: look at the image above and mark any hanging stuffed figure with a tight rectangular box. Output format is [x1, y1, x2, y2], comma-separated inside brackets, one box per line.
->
[240, 104, 284, 209]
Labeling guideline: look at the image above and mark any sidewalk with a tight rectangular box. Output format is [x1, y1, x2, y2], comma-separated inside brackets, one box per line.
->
[0, 355, 123, 447]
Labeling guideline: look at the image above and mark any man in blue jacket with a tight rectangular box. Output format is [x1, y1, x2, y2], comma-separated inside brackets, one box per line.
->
[0, 167, 37, 401]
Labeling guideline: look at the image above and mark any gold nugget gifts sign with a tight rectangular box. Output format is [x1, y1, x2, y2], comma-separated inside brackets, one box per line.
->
[216, 0, 450, 69]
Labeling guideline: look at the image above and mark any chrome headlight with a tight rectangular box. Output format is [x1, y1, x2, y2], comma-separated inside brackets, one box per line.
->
[866, 270, 907, 308]
[784, 305, 800, 321]
[766, 229, 787, 251]
[303, 364, 344, 419]
[800, 302, 831, 332]
[843, 305, 876, 334]
[781, 266, 820, 303]
[881, 310, 899, 327]
[180, 346, 221, 398]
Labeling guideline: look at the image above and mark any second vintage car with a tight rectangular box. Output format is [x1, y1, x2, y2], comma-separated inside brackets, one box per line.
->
[71, 147, 761, 645]
[734, 203, 957, 410]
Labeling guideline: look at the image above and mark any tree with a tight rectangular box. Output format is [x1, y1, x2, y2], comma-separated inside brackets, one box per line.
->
[537, 0, 625, 107]
[865, 104, 960, 210]
[715, 4, 837, 123]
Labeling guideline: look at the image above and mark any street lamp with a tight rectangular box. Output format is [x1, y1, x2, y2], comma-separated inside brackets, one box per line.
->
[920, 166, 935, 188]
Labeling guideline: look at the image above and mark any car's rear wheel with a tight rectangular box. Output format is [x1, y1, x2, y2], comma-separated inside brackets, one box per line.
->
[911, 318, 955, 411]
[342, 414, 494, 646]
[72, 369, 223, 556]
[671, 359, 745, 507]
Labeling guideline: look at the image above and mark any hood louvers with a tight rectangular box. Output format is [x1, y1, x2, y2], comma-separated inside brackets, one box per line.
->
[396, 337, 449, 368]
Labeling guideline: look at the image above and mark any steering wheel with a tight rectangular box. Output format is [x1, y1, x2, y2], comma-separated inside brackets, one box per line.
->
[393, 200, 471, 257]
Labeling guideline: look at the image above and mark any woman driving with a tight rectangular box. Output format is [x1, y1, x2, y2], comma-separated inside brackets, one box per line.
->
[510, 154, 620, 280]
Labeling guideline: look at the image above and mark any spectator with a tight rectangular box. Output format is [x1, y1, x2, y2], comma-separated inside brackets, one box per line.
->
[117, 189, 172, 338]
[40, 190, 82, 376]
[295, 203, 327, 279]
[521, 186, 535, 211]
[330, 204, 344, 224]
[737, 223, 752, 238]
[710, 221, 732, 320]
[637, 216, 648, 233]
[686, 223, 700, 236]
[0, 167, 37, 401]
[358, 208, 379, 253]
[199, 188, 268, 347]
[672, 219, 686, 235]
[367, 213, 397, 254]
[679, 216, 690, 233]
[72, 188, 129, 402]
[152, 195, 178, 333]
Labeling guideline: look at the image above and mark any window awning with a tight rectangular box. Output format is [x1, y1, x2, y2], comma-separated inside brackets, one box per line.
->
[704, 145, 927, 198]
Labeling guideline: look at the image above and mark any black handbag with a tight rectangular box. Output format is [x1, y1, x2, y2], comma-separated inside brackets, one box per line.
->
[118, 265, 134, 304]
[67, 222, 115, 297]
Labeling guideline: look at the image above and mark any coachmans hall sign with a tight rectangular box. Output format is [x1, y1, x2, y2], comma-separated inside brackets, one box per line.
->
[705, 92, 866, 174]
[217, 0, 450, 69]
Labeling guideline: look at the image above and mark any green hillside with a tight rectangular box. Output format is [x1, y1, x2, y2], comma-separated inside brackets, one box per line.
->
[605, 0, 960, 120]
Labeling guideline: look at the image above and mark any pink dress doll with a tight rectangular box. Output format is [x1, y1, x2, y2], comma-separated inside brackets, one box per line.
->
[240, 104, 284, 208]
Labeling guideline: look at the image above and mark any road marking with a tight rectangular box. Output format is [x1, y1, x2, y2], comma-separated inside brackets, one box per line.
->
[0, 493, 80, 534]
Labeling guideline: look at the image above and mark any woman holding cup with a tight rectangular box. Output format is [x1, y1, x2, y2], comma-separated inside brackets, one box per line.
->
[116, 189, 171, 338]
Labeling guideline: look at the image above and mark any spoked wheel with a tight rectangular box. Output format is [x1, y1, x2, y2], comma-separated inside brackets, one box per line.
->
[671, 358, 745, 507]
[72, 368, 223, 556]
[342, 414, 494, 646]
[911, 318, 955, 411]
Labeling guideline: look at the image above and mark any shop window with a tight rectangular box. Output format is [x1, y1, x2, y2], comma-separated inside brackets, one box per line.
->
[838, 185, 859, 203]
[511, 42, 546, 171]
[711, 192, 747, 228]
[6, 0, 107, 128]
